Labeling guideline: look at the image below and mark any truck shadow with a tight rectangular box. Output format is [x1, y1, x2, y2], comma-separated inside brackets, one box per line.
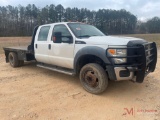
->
[23, 61, 81, 86]
[23, 61, 147, 98]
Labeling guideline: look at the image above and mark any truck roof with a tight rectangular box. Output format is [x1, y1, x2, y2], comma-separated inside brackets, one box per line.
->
[40, 22, 85, 26]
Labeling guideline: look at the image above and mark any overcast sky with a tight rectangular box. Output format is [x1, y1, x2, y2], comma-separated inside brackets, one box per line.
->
[1, 0, 160, 21]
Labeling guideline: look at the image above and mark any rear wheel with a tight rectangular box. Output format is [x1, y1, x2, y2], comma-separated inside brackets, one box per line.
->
[79, 63, 108, 94]
[8, 52, 19, 67]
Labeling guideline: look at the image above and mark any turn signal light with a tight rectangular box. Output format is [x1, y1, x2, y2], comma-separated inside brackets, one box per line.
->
[108, 49, 116, 55]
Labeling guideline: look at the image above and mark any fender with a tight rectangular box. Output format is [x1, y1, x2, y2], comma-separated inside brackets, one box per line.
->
[74, 46, 111, 72]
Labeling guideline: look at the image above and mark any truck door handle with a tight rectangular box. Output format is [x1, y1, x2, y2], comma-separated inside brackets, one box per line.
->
[35, 44, 38, 48]
[48, 44, 51, 50]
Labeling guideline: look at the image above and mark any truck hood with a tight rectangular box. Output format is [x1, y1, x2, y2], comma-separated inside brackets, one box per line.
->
[77, 36, 146, 45]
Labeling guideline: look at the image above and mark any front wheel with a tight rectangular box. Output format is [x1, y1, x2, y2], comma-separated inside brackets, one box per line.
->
[79, 63, 108, 94]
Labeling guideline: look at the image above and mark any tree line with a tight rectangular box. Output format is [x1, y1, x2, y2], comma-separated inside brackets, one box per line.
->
[0, 4, 159, 37]
[136, 17, 160, 34]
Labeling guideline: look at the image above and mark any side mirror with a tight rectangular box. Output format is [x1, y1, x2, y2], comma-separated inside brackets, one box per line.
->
[53, 32, 62, 43]
[62, 36, 73, 44]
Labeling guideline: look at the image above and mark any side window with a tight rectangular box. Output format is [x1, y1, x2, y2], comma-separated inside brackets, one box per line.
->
[53, 25, 73, 43]
[38, 26, 50, 41]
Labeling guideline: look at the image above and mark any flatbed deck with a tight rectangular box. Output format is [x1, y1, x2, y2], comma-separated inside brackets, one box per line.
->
[3, 45, 35, 62]
[3, 46, 29, 52]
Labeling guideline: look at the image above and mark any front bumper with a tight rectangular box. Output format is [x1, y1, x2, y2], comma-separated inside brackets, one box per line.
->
[106, 42, 157, 83]
[114, 67, 135, 81]
[106, 66, 137, 81]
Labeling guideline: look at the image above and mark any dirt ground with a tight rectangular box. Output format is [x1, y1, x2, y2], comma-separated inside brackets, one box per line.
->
[0, 51, 160, 120]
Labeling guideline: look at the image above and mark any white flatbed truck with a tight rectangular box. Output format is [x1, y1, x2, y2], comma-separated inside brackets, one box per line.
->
[3, 22, 157, 94]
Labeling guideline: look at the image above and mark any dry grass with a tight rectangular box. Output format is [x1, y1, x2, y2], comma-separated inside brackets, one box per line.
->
[0, 37, 31, 54]
[120, 33, 160, 48]
[0, 34, 159, 54]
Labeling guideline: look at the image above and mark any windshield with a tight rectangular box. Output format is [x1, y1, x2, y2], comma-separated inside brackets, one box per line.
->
[67, 23, 105, 38]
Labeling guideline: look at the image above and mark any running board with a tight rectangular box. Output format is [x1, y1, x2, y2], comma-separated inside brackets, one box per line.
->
[37, 64, 75, 76]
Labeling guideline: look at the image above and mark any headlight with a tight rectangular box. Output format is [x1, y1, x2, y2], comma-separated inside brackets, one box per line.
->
[108, 49, 127, 64]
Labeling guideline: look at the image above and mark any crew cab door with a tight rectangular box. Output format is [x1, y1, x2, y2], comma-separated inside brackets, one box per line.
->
[34, 25, 51, 63]
[48, 24, 74, 69]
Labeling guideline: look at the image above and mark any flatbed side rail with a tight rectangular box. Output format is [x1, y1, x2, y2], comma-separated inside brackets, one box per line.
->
[3, 47, 35, 63]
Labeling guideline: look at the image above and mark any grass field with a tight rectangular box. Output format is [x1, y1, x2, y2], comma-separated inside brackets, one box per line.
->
[121, 33, 160, 48]
[0, 37, 31, 54]
[0, 34, 159, 54]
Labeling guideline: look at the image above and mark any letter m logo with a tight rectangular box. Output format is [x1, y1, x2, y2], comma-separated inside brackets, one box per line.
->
[124, 108, 134, 116]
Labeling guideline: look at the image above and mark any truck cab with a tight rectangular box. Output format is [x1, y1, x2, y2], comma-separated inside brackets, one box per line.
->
[34, 23, 75, 69]
[3, 22, 157, 94]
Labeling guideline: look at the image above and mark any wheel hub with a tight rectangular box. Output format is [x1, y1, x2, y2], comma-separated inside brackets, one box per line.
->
[9, 55, 14, 65]
[84, 71, 99, 87]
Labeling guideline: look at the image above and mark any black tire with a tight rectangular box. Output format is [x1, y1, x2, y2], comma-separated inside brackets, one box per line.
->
[79, 63, 108, 94]
[18, 60, 24, 67]
[8, 52, 19, 68]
